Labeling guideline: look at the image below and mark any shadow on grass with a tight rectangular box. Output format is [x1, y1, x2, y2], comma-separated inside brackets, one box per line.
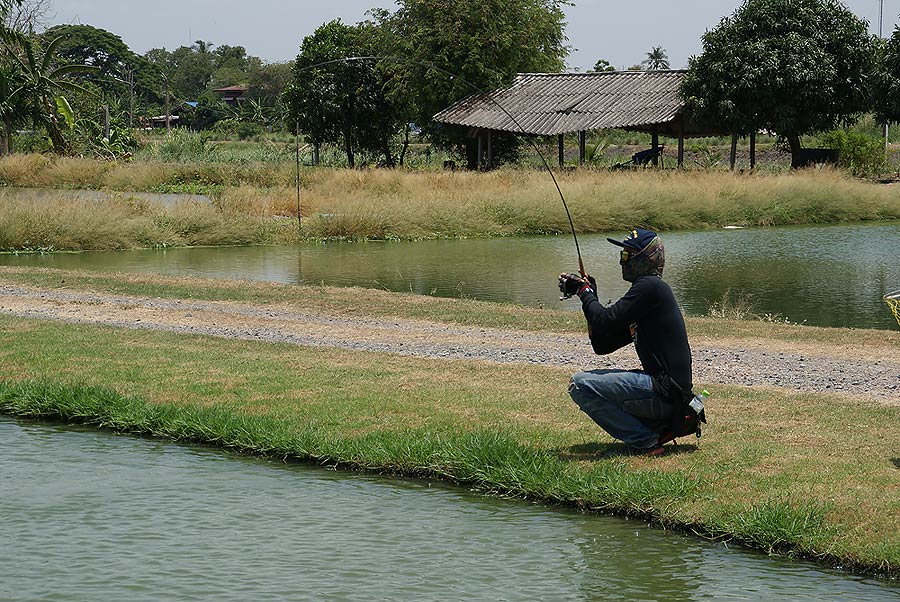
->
[556, 441, 698, 461]
[892, 458, 900, 470]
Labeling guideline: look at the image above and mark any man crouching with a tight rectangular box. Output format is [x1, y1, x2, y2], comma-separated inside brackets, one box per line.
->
[558, 228, 697, 457]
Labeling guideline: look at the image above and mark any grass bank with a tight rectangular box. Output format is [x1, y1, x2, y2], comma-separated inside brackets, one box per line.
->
[1, 270, 898, 578]
[1, 155, 899, 251]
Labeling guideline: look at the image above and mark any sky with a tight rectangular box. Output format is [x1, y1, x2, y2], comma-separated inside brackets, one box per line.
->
[51, 0, 900, 71]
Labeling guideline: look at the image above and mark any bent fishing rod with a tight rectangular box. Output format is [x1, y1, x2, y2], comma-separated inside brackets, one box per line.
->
[293, 56, 588, 282]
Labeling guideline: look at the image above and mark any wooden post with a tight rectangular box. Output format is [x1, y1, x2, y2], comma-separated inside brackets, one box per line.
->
[165, 76, 171, 134]
[678, 131, 685, 169]
[750, 131, 757, 170]
[651, 131, 659, 167]
[477, 133, 484, 171]
[295, 120, 301, 227]
[578, 131, 586, 166]
[730, 133, 738, 171]
[558, 134, 564, 168]
[487, 129, 493, 170]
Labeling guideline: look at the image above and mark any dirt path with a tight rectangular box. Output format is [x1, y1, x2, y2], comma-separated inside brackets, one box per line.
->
[2, 284, 898, 404]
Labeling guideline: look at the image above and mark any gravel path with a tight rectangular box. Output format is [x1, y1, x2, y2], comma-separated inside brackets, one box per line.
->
[2, 284, 898, 405]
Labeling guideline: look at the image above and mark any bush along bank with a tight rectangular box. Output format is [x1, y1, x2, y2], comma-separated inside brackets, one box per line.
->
[1, 377, 897, 581]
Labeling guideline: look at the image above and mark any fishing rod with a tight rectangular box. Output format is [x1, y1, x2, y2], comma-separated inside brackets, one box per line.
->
[293, 56, 588, 281]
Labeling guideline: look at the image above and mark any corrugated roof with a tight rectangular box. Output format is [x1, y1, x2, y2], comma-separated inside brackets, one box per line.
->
[433, 71, 713, 137]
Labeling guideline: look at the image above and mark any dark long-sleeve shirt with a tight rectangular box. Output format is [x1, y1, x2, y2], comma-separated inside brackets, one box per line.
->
[579, 274, 693, 402]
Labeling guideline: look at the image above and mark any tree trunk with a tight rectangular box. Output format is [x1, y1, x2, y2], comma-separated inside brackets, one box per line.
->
[398, 125, 410, 167]
[343, 129, 355, 169]
[381, 139, 395, 168]
[787, 133, 803, 169]
[1, 117, 10, 155]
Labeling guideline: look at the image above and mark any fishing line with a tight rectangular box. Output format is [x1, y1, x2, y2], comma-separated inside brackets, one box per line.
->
[293, 55, 587, 278]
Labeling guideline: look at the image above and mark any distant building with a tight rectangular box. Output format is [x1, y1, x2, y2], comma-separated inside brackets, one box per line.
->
[213, 85, 248, 107]
[145, 102, 196, 129]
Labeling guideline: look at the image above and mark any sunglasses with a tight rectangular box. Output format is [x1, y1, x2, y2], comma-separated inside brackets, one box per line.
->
[619, 248, 635, 264]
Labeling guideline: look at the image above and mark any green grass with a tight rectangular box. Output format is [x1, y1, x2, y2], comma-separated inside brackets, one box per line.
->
[1, 307, 899, 578]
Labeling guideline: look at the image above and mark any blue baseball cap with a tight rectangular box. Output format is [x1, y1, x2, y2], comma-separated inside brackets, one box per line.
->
[607, 228, 659, 251]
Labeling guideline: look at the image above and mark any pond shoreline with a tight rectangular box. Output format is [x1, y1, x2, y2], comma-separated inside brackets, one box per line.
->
[2, 268, 899, 580]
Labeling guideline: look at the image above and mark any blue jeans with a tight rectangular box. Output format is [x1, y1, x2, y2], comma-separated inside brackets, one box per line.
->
[568, 369, 674, 450]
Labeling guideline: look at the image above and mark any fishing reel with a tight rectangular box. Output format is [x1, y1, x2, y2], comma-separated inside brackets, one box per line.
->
[558, 273, 593, 301]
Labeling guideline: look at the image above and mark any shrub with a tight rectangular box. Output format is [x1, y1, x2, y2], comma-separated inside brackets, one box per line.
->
[818, 129, 887, 177]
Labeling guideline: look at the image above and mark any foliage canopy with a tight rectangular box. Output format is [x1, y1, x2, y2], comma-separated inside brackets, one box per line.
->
[681, 0, 876, 164]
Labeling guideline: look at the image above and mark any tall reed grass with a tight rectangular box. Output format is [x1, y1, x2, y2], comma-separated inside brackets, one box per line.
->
[0, 190, 276, 251]
[1, 154, 899, 246]
[281, 167, 900, 240]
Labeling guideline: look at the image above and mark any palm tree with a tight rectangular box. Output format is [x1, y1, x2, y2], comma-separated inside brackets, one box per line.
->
[9, 35, 97, 153]
[642, 46, 670, 71]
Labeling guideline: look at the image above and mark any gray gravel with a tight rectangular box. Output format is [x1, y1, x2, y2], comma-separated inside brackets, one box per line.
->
[2, 284, 898, 404]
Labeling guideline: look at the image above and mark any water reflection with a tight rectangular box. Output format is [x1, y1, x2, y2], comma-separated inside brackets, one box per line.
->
[2, 222, 899, 329]
[2, 418, 898, 601]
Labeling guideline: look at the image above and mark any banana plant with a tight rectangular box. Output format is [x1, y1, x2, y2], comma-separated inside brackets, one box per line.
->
[9, 35, 98, 153]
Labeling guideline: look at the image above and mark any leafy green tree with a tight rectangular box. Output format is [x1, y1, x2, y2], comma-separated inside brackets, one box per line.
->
[188, 91, 229, 129]
[681, 0, 877, 167]
[152, 41, 216, 100]
[642, 46, 669, 70]
[246, 60, 291, 112]
[284, 19, 401, 167]
[40, 24, 161, 106]
[387, 0, 569, 165]
[592, 58, 615, 72]
[872, 28, 900, 126]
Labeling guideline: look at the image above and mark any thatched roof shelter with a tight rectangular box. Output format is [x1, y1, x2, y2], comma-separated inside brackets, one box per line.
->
[433, 70, 733, 168]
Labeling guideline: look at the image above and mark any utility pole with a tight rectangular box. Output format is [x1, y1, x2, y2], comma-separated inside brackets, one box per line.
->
[102, 104, 110, 139]
[127, 69, 134, 128]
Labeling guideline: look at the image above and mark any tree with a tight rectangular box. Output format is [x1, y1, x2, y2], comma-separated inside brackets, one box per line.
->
[388, 0, 569, 165]
[3, 0, 51, 34]
[40, 24, 161, 108]
[156, 41, 216, 99]
[9, 36, 97, 153]
[872, 29, 900, 126]
[681, 0, 877, 167]
[284, 19, 401, 167]
[0, 60, 25, 153]
[591, 58, 615, 72]
[642, 46, 669, 70]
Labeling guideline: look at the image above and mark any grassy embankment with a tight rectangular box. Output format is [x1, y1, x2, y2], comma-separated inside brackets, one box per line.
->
[1, 267, 899, 578]
[1, 153, 900, 252]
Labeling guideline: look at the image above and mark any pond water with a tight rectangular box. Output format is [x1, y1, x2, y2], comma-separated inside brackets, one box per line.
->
[2, 418, 898, 601]
[3, 222, 899, 330]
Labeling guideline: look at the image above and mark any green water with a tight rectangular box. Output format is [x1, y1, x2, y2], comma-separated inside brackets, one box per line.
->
[3, 222, 899, 330]
[2, 418, 898, 601]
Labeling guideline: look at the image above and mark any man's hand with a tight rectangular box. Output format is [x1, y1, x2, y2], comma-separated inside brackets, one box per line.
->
[558, 273, 589, 297]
